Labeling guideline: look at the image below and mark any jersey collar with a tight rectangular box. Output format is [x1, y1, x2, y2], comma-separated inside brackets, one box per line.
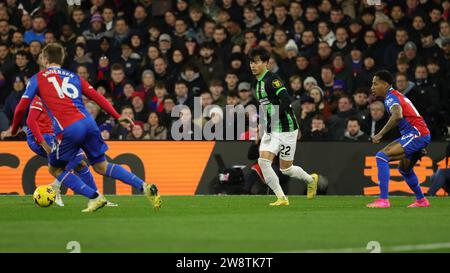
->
[387, 87, 395, 94]
[257, 69, 269, 81]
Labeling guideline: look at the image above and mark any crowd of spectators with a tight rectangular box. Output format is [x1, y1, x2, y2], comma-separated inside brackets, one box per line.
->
[0, 0, 449, 141]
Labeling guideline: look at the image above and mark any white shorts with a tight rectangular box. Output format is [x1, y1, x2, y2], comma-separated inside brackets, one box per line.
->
[259, 130, 298, 161]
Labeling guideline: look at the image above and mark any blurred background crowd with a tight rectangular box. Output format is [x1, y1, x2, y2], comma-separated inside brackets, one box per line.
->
[0, 0, 449, 141]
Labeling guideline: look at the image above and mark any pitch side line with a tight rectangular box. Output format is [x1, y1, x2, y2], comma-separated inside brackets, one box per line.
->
[283, 242, 450, 253]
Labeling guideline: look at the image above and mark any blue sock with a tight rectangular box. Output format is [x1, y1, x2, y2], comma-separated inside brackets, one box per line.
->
[57, 171, 98, 199]
[105, 163, 144, 191]
[399, 169, 424, 200]
[76, 166, 98, 192]
[376, 152, 390, 199]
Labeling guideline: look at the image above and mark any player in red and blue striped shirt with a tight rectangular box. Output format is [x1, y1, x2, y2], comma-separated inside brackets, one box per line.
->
[26, 95, 121, 207]
[367, 70, 431, 208]
[11, 43, 161, 212]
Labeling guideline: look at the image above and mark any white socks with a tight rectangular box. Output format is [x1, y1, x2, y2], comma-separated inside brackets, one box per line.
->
[258, 158, 286, 199]
[50, 179, 62, 189]
[280, 165, 313, 184]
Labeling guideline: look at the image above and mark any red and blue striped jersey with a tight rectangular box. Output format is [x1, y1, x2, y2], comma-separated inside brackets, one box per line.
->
[22, 67, 93, 134]
[384, 88, 430, 137]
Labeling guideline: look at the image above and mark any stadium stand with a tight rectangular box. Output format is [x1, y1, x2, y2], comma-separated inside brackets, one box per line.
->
[0, 0, 448, 141]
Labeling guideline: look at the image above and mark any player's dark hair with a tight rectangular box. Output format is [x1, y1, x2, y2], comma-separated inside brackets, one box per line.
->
[42, 43, 65, 65]
[374, 70, 394, 85]
[248, 46, 270, 62]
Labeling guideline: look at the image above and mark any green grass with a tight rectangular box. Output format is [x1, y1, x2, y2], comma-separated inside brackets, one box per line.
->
[1, 195, 450, 253]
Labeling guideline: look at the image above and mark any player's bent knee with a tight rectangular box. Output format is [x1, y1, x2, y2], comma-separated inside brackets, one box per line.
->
[93, 161, 107, 175]
[48, 165, 63, 178]
[74, 161, 87, 173]
[79, 160, 87, 168]
[375, 151, 389, 163]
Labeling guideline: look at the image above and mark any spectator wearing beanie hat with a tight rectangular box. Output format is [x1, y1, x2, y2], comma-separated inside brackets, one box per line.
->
[99, 123, 113, 140]
[297, 95, 319, 138]
[372, 13, 394, 42]
[285, 39, 299, 56]
[303, 76, 318, 93]
[309, 85, 333, 121]
[127, 121, 150, 140]
[137, 69, 155, 96]
[82, 12, 109, 41]
[131, 91, 150, 122]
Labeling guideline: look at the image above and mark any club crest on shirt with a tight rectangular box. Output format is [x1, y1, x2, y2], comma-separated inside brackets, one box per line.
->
[272, 79, 282, 89]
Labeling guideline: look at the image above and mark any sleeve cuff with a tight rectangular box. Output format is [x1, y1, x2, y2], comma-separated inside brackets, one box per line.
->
[275, 87, 287, 95]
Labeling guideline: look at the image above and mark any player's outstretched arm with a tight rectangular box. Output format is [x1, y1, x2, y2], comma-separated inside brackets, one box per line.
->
[12, 75, 39, 135]
[80, 78, 121, 120]
[372, 104, 403, 144]
[11, 97, 31, 136]
[80, 78, 135, 128]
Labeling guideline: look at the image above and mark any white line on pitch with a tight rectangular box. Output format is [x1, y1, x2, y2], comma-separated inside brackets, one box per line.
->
[282, 242, 450, 253]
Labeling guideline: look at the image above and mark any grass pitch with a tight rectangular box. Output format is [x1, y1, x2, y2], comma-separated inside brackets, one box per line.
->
[1, 195, 449, 253]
